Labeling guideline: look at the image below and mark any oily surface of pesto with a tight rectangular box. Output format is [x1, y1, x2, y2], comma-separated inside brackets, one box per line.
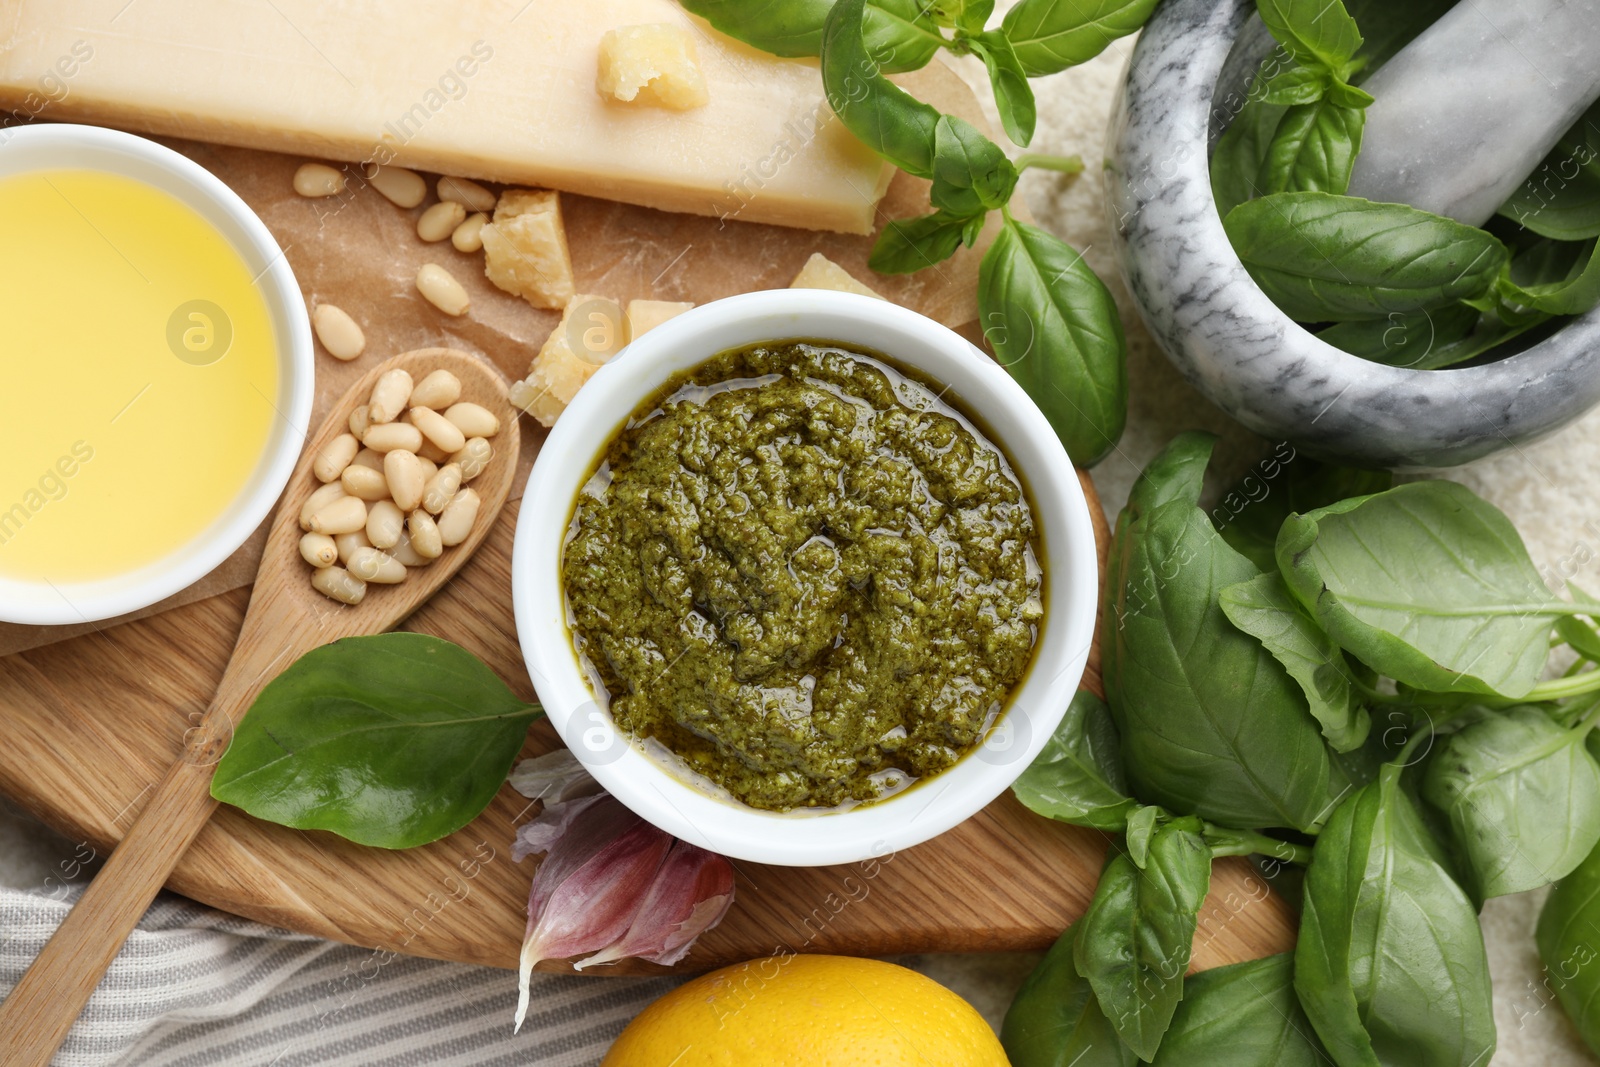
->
[563, 341, 1043, 811]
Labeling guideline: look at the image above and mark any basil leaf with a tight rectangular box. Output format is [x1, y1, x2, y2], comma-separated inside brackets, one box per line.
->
[821, 0, 941, 178]
[1420, 706, 1600, 898]
[1558, 606, 1600, 663]
[1322, 303, 1551, 370]
[1002, 922, 1138, 1067]
[1211, 99, 1287, 218]
[211, 634, 542, 849]
[1149, 954, 1328, 1067]
[1074, 821, 1212, 1061]
[1502, 236, 1600, 316]
[680, 0, 946, 73]
[999, 0, 1159, 77]
[868, 209, 981, 274]
[966, 30, 1037, 146]
[1295, 765, 1496, 1067]
[1537, 840, 1600, 1057]
[1127, 429, 1213, 517]
[1316, 303, 1478, 367]
[1257, 65, 1329, 107]
[1213, 451, 1391, 573]
[1012, 689, 1138, 831]
[1277, 481, 1573, 699]
[1124, 804, 1163, 868]
[952, 0, 994, 33]
[1220, 572, 1370, 753]
[978, 217, 1127, 466]
[1256, 0, 1362, 76]
[929, 114, 1018, 215]
[1223, 193, 1508, 322]
[1105, 434, 1334, 832]
[1258, 99, 1366, 197]
[1498, 100, 1600, 241]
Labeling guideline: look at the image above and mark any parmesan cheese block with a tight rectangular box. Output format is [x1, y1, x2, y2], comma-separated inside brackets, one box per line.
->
[790, 253, 886, 299]
[624, 299, 695, 341]
[0, 1, 893, 234]
[510, 295, 623, 427]
[597, 24, 710, 110]
[482, 189, 575, 309]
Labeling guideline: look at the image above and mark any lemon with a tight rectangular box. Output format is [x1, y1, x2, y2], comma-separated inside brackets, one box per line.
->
[602, 954, 1009, 1066]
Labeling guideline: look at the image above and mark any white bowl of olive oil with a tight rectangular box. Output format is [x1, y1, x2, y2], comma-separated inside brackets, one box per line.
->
[0, 124, 312, 625]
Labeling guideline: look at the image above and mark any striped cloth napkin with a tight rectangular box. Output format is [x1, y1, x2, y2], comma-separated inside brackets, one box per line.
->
[0, 886, 680, 1066]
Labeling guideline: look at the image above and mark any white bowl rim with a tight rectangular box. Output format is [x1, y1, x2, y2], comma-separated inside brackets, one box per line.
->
[512, 288, 1099, 866]
[0, 123, 313, 625]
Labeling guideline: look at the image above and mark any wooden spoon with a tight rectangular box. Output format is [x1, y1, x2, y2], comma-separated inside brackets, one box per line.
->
[0, 348, 521, 1064]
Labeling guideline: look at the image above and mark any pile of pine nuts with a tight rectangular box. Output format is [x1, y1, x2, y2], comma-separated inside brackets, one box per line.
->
[298, 366, 502, 604]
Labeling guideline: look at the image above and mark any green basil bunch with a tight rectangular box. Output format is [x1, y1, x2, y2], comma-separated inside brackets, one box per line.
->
[680, 0, 1154, 465]
[1214, 0, 1600, 368]
[1007, 430, 1600, 1064]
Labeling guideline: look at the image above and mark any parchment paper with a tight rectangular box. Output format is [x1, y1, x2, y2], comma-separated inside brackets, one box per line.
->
[0, 62, 990, 657]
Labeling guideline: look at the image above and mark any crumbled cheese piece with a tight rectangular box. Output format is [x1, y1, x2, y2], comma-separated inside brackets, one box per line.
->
[596, 24, 710, 110]
[789, 253, 885, 300]
[624, 299, 694, 343]
[510, 296, 624, 427]
[482, 189, 575, 310]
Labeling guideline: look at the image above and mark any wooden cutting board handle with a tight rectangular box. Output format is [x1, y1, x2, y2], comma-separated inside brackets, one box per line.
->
[0, 716, 227, 1061]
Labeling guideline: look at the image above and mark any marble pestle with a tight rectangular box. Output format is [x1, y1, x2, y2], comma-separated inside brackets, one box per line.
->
[1347, 0, 1600, 226]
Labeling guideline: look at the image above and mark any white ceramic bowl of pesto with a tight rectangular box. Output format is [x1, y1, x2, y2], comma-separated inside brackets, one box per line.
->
[0, 124, 312, 625]
[512, 289, 1099, 866]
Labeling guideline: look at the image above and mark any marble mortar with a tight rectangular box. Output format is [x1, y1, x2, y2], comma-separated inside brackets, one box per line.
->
[1104, 0, 1600, 469]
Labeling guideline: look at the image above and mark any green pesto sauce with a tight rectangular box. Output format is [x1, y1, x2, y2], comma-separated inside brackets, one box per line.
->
[562, 341, 1043, 811]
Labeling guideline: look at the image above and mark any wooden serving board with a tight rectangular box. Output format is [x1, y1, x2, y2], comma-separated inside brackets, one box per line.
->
[0, 64, 1296, 976]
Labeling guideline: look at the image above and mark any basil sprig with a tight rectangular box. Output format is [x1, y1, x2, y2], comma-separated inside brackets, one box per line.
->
[687, 0, 1147, 466]
[1010, 429, 1600, 1063]
[211, 633, 542, 849]
[1215, 0, 1600, 366]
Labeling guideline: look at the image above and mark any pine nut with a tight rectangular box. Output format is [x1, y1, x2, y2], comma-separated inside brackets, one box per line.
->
[313, 433, 360, 483]
[438, 488, 480, 546]
[334, 529, 372, 564]
[311, 304, 366, 361]
[443, 402, 500, 438]
[417, 200, 467, 242]
[416, 263, 470, 316]
[409, 369, 461, 410]
[423, 463, 463, 514]
[417, 437, 450, 464]
[349, 404, 372, 440]
[408, 509, 444, 559]
[385, 449, 426, 511]
[450, 437, 493, 480]
[294, 162, 345, 198]
[366, 499, 405, 549]
[348, 546, 407, 584]
[368, 368, 414, 425]
[437, 176, 496, 213]
[452, 213, 488, 253]
[362, 422, 424, 454]
[312, 566, 367, 605]
[351, 447, 385, 472]
[409, 405, 467, 454]
[340, 463, 389, 501]
[417, 456, 439, 481]
[389, 531, 432, 567]
[309, 495, 368, 535]
[300, 482, 347, 531]
[366, 164, 426, 208]
[299, 532, 338, 568]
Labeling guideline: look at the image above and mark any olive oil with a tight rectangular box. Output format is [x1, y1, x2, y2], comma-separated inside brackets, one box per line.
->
[0, 168, 279, 583]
